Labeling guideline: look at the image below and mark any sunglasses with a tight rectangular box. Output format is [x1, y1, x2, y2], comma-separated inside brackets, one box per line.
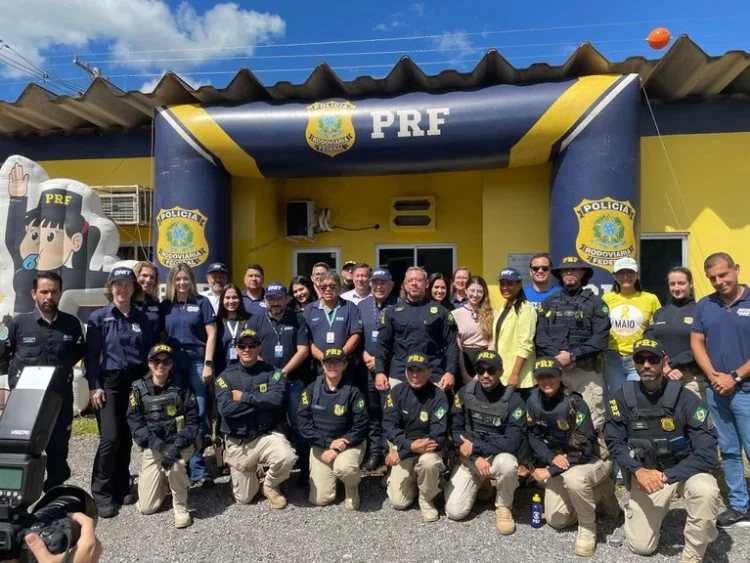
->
[531, 266, 550, 272]
[150, 358, 173, 366]
[320, 285, 338, 291]
[236, 342, 260, 351]
[633, 354, 661, 365]
[477, 366, 498, 375]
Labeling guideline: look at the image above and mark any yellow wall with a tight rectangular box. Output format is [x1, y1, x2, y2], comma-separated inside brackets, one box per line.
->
[640, 132, 750, 297]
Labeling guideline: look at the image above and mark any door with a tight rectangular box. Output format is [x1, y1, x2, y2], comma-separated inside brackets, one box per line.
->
[639, 235, 687, 304]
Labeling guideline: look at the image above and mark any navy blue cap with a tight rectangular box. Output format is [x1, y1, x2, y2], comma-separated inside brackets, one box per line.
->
[498, 267, 522, 282]
[266, 282, 287, 297]
[207, 262, 228, 274]
[107, 267, 136, 283]
[371, 268, 392, 281]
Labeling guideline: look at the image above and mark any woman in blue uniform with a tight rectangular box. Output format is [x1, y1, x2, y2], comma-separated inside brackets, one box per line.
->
[85, 267, 153, 518]
[216, 283, 251, 374]
[160, 263, 217, 487]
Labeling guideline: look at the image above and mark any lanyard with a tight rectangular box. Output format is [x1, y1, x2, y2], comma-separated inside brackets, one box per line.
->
[226, 320, 240, 341]
[267, 313, 286, 344]
[322, 304, 340, 329]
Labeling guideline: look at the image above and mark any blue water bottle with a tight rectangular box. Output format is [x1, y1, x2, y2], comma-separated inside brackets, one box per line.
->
[530, 493, 544, 528]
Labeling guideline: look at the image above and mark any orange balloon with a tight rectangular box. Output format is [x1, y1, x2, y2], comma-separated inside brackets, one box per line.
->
[648, 27, 671, 50]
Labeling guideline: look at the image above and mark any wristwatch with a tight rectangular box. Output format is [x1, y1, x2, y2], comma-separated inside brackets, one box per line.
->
[731, 370, 743, 385]
[204, 360, 214, 368]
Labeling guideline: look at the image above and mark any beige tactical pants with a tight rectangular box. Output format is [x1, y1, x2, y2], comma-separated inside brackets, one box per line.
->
[224, 432, 297, 504]
[309, 444, 366, 506]
[444, 453, 519, 520]
[542, 458, 613, 528]
[563, 366, 605, 431]
[138, 447, 193, 515]
[625, 472, 720, 558]
[386, 442, 444, 510]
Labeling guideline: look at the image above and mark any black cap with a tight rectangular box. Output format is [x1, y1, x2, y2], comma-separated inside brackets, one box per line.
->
[551, 256, 594, 276]
[405, 353, 429, 369]
[207, 262, 228, 274]
[38, 189, 84, 224]
[474, 350, 502, 371]
[343, 261, 357, 270]
[322, 348, 346, 362]
[533, 357, 562, 378]
[632, 338, 666, 358]
[237, 329, 260, 343]
[148, 344, 174, 360]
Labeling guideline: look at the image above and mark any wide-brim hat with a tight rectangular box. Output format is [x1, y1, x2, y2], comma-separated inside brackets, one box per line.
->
[551, 256, 594, 279]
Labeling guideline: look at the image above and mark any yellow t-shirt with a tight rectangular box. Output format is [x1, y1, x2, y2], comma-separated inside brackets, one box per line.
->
[602, 291, 661, 355]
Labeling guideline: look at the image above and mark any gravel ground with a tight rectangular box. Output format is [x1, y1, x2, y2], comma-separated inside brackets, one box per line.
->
[64, 436, 748, 563]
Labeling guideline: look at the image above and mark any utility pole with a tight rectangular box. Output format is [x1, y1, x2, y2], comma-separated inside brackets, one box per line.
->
[73, 56, 103, 81]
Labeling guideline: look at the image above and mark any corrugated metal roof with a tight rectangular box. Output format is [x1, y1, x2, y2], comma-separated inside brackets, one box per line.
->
[1, 35, 748, 137]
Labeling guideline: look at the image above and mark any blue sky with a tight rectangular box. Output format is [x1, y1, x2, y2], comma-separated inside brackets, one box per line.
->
[1, 0, 749, 101]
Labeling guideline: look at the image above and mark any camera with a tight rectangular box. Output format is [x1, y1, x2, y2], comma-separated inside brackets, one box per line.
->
[0, 367, 96, 561]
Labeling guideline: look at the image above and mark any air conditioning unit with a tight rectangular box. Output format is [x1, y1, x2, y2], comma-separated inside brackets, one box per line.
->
[286, 200, 316, 240]
[93, 185, 152, 226]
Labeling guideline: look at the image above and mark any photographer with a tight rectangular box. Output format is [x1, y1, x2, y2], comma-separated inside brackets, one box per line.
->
[19, 513, 102, 563]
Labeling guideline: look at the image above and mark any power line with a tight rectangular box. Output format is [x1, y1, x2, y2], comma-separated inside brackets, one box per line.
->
[43, 15, 748, 59]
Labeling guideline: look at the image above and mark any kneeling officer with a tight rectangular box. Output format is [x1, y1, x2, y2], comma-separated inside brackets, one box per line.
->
[126, 344, 199, 528]
[605, 338, 719, 563]
[298, 348, 369, 510]
[216, 329, 297, 508]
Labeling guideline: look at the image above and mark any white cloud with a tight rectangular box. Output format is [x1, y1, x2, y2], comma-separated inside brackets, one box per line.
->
[139, 71, 210, 93]
[373, 23, 390, 32]
[0, 0, 286, 77]
[434, 31, 478, 59]
[373, 20, 405, 33]
[410, 2, 425, 16]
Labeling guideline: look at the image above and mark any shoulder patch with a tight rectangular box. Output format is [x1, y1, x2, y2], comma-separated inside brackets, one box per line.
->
[129, 393, 136, 407]
[434, 406, 446, 420]
[216, 377, 228, 389]
[575, 411, 586, 428]
[512, 407, 525, 421]
[430, 306, 438, 314]
[609, 399, 621, 418]
[692, 406, 708, 424]
[446, 313, 455, 324]
[0, 326, 8, 341]
[355, 398, 365, 413]
[385, 393, 394, 408]
[272, 370, 282, 381]
[602, 304, 610, 314]
[301, 391, 309, 405]
[453, 394, 461, 408]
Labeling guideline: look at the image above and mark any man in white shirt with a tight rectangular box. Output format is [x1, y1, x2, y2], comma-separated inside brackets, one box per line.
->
[201, 262, 228, 313]
[341, 263, 372, 305]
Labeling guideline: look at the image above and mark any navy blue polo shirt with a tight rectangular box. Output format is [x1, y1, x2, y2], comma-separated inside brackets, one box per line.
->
[243, 289, 267, 315]
[451, 295, 467, 307]
[246, 310, 310, 372]
[133, 295, 161, 345]
[358, 294, 398, 355]
[692, 285, 750, 391]
[303, 297, 363, 350]
[84, 302, 152, 390]
[216, 318, 249, 372]
[160, 295, 216, 350]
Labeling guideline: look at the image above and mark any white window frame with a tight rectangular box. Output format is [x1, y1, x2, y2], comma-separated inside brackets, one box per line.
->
[292, 247, 342, 276]
[639, 233, 689, 267]
[375, 243, 457, 271]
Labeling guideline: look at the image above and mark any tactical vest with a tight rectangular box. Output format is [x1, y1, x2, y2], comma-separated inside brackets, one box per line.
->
[132, 378, 184, 440]
[621, 380, 688, 470]
[527, 388, 577, 453]
[545, 291, 594, 350]
[222, 368, 280, 439]
[395, 387, 433, 440]
[311, 377, 354, 441]
[463, 381, 513, 437]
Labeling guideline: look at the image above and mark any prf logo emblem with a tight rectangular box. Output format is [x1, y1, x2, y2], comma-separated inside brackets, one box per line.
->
[306, 100, 357, 157]
[574, 197, 636, 272]
[156, 207, 210, 268]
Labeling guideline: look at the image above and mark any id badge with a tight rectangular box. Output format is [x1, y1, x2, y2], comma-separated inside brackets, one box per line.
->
[326, 331, 335, 344]
[274, 345, 284, 359]
[229, 348, 238, 360]
[371, 330, 379, 343]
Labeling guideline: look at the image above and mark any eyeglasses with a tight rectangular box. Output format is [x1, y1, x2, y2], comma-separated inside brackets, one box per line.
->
[633, 354, 661, 365]
[531, 266, 550, 272]
[236, 342, 260, 350]
[477, 366, 498, 375]
[320, 285, 337, 291]
[150, 358, 173, 366]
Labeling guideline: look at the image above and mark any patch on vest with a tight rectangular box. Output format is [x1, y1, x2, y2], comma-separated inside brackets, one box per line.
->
[129, 393, 136, 407]
[430, 306, 438, 314]
[556, 420, 569, 430]
[434, 406, 446, 420]
[661, 417, 675, 432]
[608, 399, 621, 418]
[273, 370, 282, 381]
[575, 411, 586, 428]
[355, 398, 365, 413]
[301, 392, 309, 405]
[217, 378, 228, 389]
[259, 383, 268, 393]
[454, 394, 461, 408]
[334, 404, 346, 416]
[167, 405, 177, 417]
[493, 417, 503, 427]
[385, 394, 394, 408]
[419, 411, 428, 422]
[512, 408, 524, 421]
[693, 407, 707, 424]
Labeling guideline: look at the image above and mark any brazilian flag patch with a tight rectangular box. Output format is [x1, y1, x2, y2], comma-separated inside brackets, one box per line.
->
[575, 411, 586, 428]
[512, 407, 525, 421]
[355, 398, 365, 412]
[434, 406, 446, 420]
[273, 370, 282, 381]
[602, 304, 610, 314]
[446, 313, 455, 324]
[693, 407, 708, 424]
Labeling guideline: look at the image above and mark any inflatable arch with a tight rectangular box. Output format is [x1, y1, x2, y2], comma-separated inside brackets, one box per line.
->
[153, 74, 641, 289]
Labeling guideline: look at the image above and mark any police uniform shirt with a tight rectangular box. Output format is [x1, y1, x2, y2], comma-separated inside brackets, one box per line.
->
[303, 297, 363, 351]
[375, 299, 459, 383]
[243, 289, 267, 316]
[134, 295, 162, 346]
[159, 295, 216, 350]
[216, 318, 249, 373]
[692, 285, 750, 391]
[357, 294, 398, 356]
[451, 295, 468, 308]
[215, 360, 286, 438]
[451, 383, 527, 460]
[126, 376, 199, 452]
[246, 310, 310, 376]
[3, 308, 85, 392]
[526, 388, 597, 477]
[381, 382, 448, 460]
[535, 287, 611, 360]
[604, 381, 718, 483]
[644, 297, 697, 370]
[84, 302, 153, 390]
[297, 376, 368, 449]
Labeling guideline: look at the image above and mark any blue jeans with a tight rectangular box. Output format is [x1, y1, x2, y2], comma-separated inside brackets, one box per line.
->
[285, 379, 309, 474]
[175, 347, 209, 482]
[706, 387, 750, 511]
[604, 350, 639, 402]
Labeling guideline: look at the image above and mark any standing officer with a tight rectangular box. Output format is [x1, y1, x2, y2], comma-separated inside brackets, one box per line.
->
[201, 262, 228, 313]
[605, 338, 720, 563]
[382, 353, 448, 522]
[1, 271, 84, 491]
[215, 329, 297, 508]
[444, 350, 526, 535]
[341, 261, 357, 293]
[535, 256, 610, 430]
[127, 344, 199, 529]
[527, 357, 620, 557]
[358, 268, 398, 471]
[242, 263, 267, 315]
[86, 267, 152, 518]
[375, 266, 458, 391]
[298, 348, 368, 510]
